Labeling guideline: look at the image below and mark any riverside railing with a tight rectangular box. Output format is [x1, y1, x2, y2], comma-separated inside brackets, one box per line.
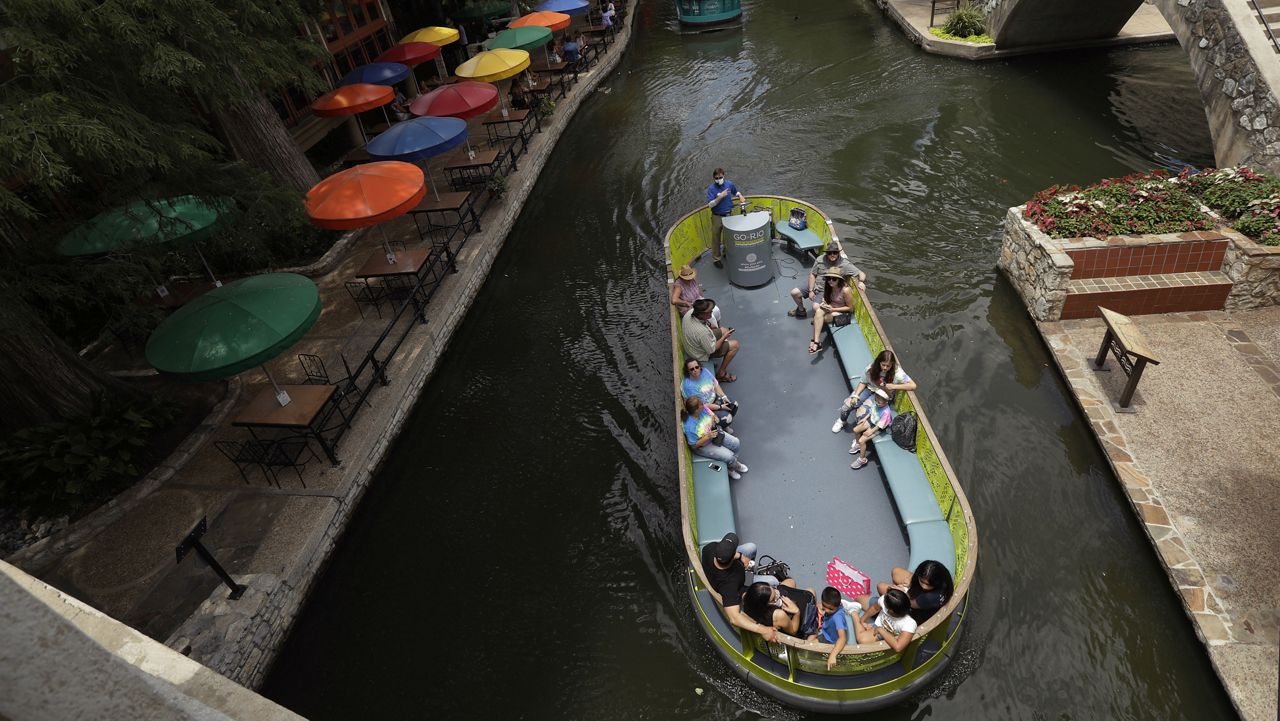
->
[1246, 0, 1280, 52]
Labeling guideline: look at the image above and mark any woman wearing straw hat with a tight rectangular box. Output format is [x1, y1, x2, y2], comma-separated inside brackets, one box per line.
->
[672, 264, 721, 326]
[809, 270, 852, 354]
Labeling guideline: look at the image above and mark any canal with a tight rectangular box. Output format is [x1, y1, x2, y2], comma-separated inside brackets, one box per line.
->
[262, 1, 1239, 719]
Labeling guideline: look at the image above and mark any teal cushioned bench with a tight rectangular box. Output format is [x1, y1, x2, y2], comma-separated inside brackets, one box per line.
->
[906, 520, 955, 576]
[875, 439, 944, 526]
[829, 323, 872, 385]
[691, 456, 736, 547]
[774, 220, 826, 255]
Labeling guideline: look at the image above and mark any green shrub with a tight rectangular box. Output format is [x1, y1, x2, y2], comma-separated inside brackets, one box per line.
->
[0, 394, 178, 518]
[487, 173, 508, 197]
[1174, 166, 1280, 219]
[1233, 196, 1280, 246]
[927, 26, 993, 44]
[539, 96, 556, 118]
[944, 4, 986, 39]
[1023, 171, 1216, 238]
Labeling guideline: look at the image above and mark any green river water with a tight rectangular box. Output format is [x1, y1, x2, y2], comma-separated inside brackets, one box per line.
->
[262, 1, 1240, 718]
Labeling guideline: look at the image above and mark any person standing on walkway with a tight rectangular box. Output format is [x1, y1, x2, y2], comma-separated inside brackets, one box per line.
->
[705, 168, 745, 269]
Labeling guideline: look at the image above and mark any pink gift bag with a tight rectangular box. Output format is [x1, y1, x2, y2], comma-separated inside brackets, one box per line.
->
[825, 556, 870, 597]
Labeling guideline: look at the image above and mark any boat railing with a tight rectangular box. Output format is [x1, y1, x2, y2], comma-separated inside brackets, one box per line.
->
[666, 195, 977, 676]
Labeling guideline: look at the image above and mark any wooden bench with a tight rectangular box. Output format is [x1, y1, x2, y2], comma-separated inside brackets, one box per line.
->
[774, 220, 826, 258]
[1092, 307, 1160, 413]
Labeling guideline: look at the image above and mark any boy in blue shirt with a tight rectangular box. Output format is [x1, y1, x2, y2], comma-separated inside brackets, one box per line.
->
[817, 586, 852, 670]
[705, 167, 745, 268]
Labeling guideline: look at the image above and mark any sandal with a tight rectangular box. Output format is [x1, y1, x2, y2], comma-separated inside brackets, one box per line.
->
[787, 307, 808, 318]
[808, 341, 820, 354]
[716, 373, 737, 383]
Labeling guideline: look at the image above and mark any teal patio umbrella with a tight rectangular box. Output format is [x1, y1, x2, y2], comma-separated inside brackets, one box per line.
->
[145, 273, 322, 406]
[58, 195, 229, 288]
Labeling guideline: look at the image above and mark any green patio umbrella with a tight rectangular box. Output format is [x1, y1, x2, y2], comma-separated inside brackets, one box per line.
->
[487, 26, 553, 52]
[57, 195, 229, 287]
[145, 273, 321, 406]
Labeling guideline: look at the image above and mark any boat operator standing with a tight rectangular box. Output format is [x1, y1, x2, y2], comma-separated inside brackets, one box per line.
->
[705, 167, 745, 268]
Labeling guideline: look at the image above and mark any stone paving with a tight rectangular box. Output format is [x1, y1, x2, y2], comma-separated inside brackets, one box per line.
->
[1039, 307, 1280, 721]
[4, 9, 636, 690]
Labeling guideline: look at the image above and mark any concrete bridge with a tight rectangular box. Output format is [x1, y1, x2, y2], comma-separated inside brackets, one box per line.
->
[988, 0, 1280, 174]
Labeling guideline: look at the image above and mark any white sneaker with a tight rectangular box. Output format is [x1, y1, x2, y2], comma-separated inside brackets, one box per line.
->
[728, 469, 742, 480]
[841, 599, 863, 615]
[722, 413, 734, 424]
[849, 443, 860, 455]
[734, 462, 749, 473]
[831, 419, 844, 433]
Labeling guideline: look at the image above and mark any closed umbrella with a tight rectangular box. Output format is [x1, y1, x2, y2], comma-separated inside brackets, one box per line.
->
[58, 195, 228, 287]
[401, 27, 460, 45]
[145, 272, 321, 405]
[366, 117, 468, 200]
[510, 11, 571, 31]
[306, 162, 427, 262]
[340, 62, 411, 87]
[310, 83, 395, 142]
[488, 26, 554, 64]
[408, 82, 497, 156]
[534, 0, 589, 15]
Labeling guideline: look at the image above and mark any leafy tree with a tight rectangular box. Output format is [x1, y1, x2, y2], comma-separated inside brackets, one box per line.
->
[0, 0, 332, 431]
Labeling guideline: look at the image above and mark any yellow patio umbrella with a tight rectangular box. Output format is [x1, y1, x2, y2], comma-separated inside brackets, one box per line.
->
[454, 49, 530, 83]
[401, 26, 460, 45]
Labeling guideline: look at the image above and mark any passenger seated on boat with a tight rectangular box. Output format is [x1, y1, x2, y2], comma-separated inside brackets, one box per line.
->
[701, 533, 781, 642]
[681, 299, 739, 383]
[834, 350, 917, 430]
[682, 396, 748, 479]
[742, 582, 821, 640]
[787, 245, 865, 319]
[876, 559, 954, 625]
[671, 265, 722, 325]
[851, 588, 916, 652]
[808, 271, 853, 354]
[681, 359, 737, 429]
[817, 587, 853, 670]
[849, 388, 893, 469]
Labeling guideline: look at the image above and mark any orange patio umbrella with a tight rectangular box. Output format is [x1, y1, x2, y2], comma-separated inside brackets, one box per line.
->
[310, 83, 396, 142]
[305, 162, 426, 263]
[510, 10, 572, 31]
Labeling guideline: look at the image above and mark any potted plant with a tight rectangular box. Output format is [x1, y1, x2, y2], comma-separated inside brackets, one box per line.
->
[487, 173, 508, 200]
[539, 96, 556, 118]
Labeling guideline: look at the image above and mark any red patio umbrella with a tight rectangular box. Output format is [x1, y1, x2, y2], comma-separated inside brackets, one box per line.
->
[375, 42, 443, 66]
[305, 162, 426, 263]
[310, 83, 396, 142]
[409, 81, 498, 156]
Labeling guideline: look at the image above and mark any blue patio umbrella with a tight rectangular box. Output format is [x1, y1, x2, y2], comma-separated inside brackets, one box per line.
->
[366, 116, 468, 200]
[340, 62, 411, 87]
[534, 0, 589, 15]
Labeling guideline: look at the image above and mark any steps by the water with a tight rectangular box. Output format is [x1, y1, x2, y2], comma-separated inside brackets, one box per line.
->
[1061, 270, 1233, 319]
[1254, 0, 1280, 51]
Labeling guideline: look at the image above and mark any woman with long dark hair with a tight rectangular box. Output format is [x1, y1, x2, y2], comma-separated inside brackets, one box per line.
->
[875, 560, 954, 624]
[741, 581, 821, 640]
[832, 349, 918, 432]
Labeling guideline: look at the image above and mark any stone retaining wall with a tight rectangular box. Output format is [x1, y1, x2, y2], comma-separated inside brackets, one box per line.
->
[160, 12, 638, 690]
[1224, 231, 1280, 309]
[997, 206, 1073, 321]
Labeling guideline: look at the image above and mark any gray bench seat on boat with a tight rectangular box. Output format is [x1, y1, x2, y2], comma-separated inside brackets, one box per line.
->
[829, 323, 955, 575]
[774, 220, 826, 255]
[691, 456, 735, 546]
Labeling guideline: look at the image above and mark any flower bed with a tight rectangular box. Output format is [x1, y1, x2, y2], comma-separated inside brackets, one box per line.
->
[1023, 167, 1280, 246]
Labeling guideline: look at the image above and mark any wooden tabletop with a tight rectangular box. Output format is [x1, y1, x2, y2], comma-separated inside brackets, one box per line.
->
[1099, 307, 1160, 362]
[525, 78, 551, 92]
[411, 192, 472, 213]
[233, 384, 337, 429]
[355, 248, 430, 278]
[585, 25, 610, 33]
[444, 149, 499, 170]
[483, 109, 530, 124]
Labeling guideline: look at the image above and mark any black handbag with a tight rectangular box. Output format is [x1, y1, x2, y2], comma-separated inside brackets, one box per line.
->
[753, 554, 791, 582]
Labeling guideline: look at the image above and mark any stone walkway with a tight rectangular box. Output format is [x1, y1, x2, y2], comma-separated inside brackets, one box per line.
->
[874, 0, 1174, 59]
[1040, 307, 1280, 721]
[4, 9, 636, 690]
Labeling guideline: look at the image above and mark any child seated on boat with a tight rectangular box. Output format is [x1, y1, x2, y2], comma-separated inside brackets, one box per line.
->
[849, 388, 892, 469]
[876, 560, 954, 625]
[742, 581, 820, 641]
[681, 396, 749, 480]
[681, 358, 738, 429]
[851, 588, 916, 652]
[817, 587, 853, 670]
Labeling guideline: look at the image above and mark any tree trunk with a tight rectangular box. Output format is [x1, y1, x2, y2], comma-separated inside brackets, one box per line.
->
[0, 294, 132, 433]
[215, 93, 320, 194]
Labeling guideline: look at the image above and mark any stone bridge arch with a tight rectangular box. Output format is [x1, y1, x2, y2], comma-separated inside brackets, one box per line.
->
[988, 0, 1280, 174]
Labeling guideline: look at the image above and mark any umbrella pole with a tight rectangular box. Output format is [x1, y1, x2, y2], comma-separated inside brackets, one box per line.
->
[264, 365, 292, 407]
[427, 160, 441, 202]
[378, 225, 397, 264]
[194, 244, 221, 287]
[381, 105, 392, 128]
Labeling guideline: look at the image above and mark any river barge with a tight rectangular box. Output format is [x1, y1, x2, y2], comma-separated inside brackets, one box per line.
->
[675, 0, 742, 28]
[664, 196, 977, 712]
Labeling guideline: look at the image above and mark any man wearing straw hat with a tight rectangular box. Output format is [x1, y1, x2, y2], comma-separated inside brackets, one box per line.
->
[705, 168, 745, 269]
[788, 243, 866, 319]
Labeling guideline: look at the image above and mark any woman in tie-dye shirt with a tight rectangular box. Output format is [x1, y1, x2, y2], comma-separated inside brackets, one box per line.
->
[681, 396, 749, 480]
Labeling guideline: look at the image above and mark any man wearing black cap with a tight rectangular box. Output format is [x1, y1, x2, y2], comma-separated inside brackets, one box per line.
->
[700, 532, 780, 641]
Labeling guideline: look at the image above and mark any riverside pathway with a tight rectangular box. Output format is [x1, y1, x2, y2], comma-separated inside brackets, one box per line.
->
[3, 6, 635, 690]
[1040, 307, 1280, 721]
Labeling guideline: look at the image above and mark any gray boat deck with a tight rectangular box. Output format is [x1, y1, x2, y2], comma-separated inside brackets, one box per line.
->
[691, 242, 908, 593]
